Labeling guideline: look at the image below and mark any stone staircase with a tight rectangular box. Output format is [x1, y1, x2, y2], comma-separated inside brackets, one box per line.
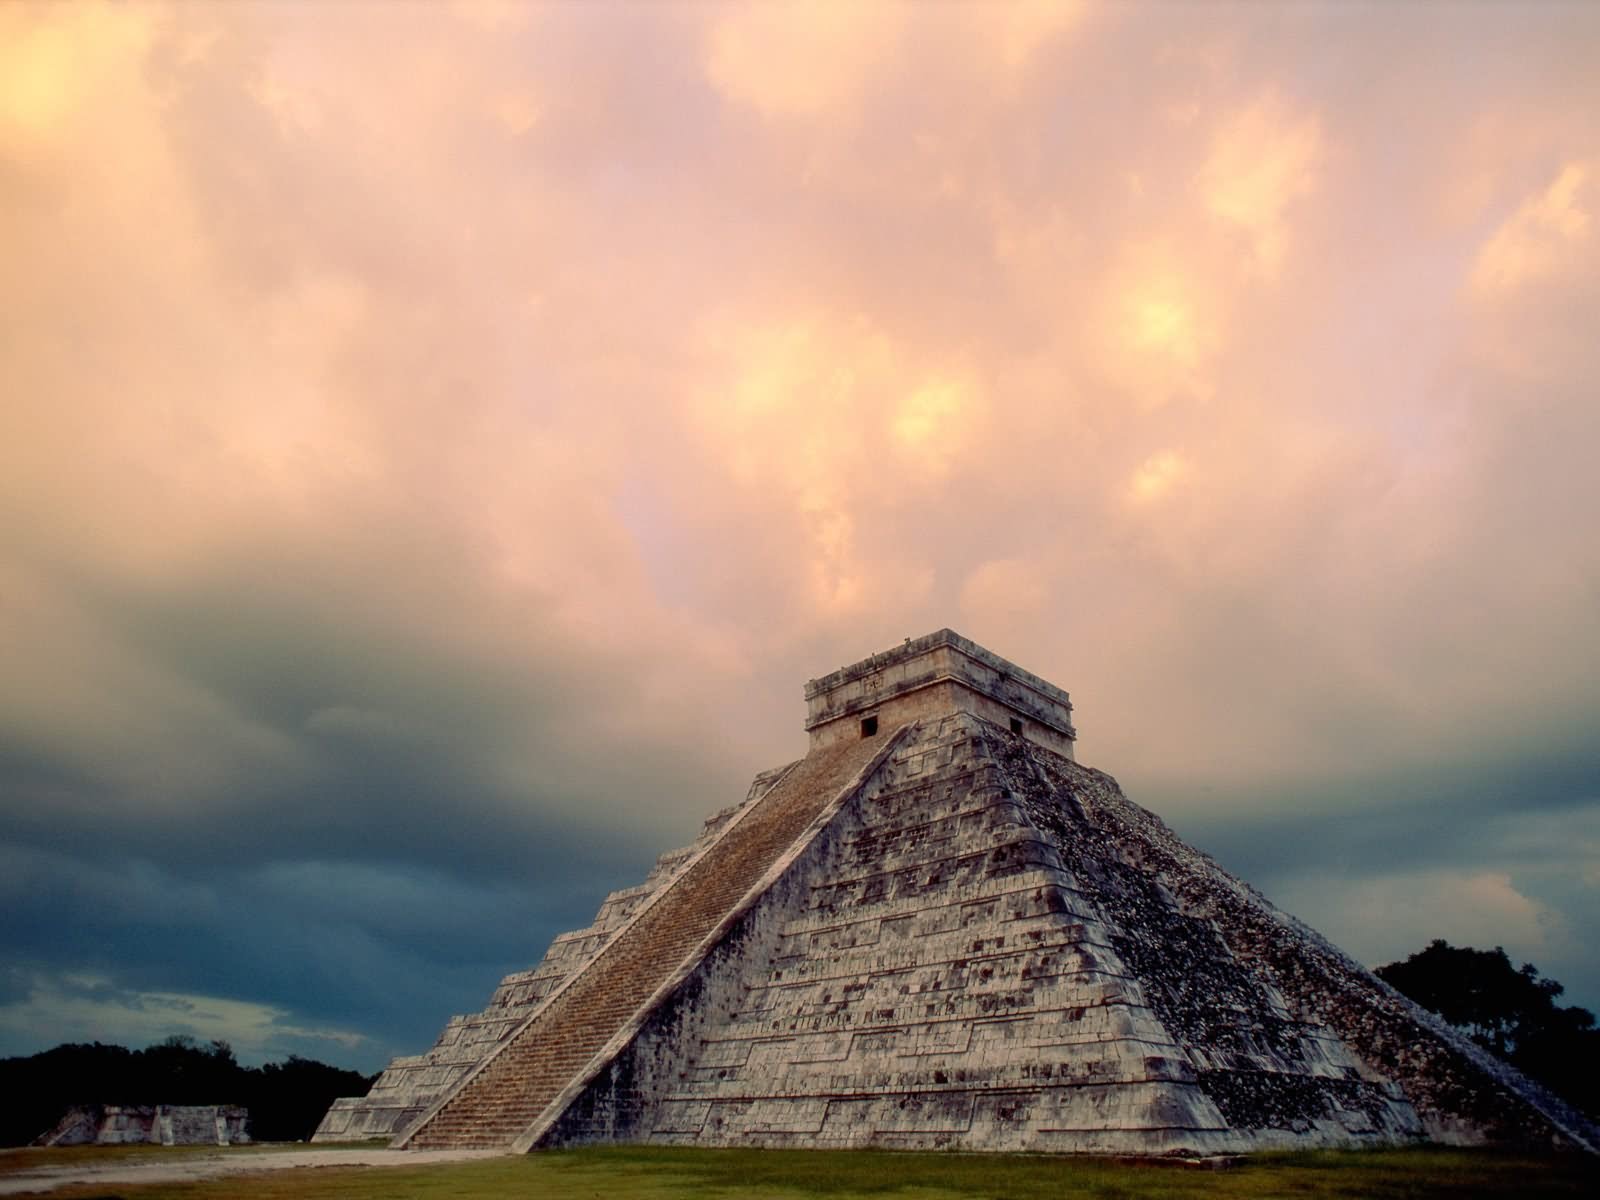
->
[398, 730, 896, 1150]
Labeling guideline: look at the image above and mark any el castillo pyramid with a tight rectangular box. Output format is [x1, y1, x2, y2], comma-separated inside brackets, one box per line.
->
[315, 630, 1598, 1155]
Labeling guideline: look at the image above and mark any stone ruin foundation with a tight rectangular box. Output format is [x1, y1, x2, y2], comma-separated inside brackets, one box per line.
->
[36, 1104, 250, 1146]
[316, 630, 1598, 1156]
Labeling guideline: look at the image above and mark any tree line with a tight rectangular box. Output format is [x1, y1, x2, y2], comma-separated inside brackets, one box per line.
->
[0, 1036, 375, 1146]
[1376, 940, 1598, 1118]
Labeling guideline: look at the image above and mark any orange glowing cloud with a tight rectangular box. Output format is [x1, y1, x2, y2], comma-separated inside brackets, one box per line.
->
[1, 0, 1598, 827]
[689, 313, 981, 615]
[975, 0, 1086, 75]
[704, 1, 904, 119]
[1199, 90, 1323, 278]
[1093, 244, 1221, 407]
[1472, 161, 1593, 294]
[0, 2, 154, 143]
[1128, 449, 1189, 505]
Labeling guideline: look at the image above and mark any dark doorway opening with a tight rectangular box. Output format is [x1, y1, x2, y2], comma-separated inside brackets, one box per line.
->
[860, 716, 879, 738]
[1009, 717, 1024, 735]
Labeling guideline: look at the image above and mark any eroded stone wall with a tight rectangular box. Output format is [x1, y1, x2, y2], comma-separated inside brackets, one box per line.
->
[312, 764, 795, 1141]
[805, 630, 1075, 757]
[37, 1105, 249, 1146]
[540, 713, 1597, 1155]
[541, 714, 1426, 1155]
[1033, 751, 1597, 1150]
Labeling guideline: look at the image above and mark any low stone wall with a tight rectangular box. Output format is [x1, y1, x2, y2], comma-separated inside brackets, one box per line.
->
[36, 1104, 250, 1146]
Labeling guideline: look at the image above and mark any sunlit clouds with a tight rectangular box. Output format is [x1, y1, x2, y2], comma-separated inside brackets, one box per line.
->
[1472, 161, 1594, 294]
[704, 2, 905, 119]
[2, 0, 1599, 1067]
[1127, 449, 1189, 504]
[1199, 91, 1322, 279]
[703, 0, 1085, 120]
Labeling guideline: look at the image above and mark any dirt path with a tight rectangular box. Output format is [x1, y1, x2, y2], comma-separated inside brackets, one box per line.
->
[0, 1147, 505, 1195]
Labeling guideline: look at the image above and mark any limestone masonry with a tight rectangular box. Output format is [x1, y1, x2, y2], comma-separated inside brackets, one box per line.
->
[37, 1105, 249, 1146]
[315, 630, 1597, 1155]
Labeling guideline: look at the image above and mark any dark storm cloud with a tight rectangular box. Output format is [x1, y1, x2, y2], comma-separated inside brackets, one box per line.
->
[1160, 744, 1600, 1012]
[0, 835, 664, 1070]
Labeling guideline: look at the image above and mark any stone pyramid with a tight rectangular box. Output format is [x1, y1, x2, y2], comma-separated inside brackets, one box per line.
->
[315, 631, 1597, 1156]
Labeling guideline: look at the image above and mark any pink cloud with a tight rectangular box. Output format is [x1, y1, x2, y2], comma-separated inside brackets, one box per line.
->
[0, 6, 1597, 1014]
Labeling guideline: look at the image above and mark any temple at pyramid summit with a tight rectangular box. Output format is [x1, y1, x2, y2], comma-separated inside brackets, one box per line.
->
[315, 630, 1597, 1155]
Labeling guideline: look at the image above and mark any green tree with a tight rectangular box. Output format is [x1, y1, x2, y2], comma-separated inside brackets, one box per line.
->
[1377, 939, 1598, 1117]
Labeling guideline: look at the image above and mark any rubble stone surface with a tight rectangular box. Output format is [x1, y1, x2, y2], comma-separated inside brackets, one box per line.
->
[315, 631, 1598, 1156]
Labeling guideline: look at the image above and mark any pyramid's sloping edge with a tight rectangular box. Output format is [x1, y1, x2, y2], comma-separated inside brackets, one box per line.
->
[382, 727, 909, 1148]
[503, 725, 916, 1151]
[1082, 773, 1600, 1153]
[386, 741, 845, 1147]
[312, 763, 799, 1143]
[522, 713, 1598, 1155]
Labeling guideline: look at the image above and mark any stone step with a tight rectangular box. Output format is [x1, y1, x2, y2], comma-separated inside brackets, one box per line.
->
[401, 733, 890, 1150]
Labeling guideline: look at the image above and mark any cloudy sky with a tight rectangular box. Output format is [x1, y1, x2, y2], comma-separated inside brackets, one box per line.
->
[2, 0, 1597, 1074]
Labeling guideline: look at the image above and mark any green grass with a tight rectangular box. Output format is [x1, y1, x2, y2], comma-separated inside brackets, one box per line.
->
[2, 1144, 1595, 1200]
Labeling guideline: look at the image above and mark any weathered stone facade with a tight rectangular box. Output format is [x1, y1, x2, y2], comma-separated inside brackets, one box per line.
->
[315, 766, 791, 1142]
[36, 1104, 249, 1146]
[316, 631, 1598, 1156]
[804, 630, 1077, 757]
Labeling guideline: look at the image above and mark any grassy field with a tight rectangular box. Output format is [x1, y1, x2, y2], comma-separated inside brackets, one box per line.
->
[2, 1143, 1595, 1200]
